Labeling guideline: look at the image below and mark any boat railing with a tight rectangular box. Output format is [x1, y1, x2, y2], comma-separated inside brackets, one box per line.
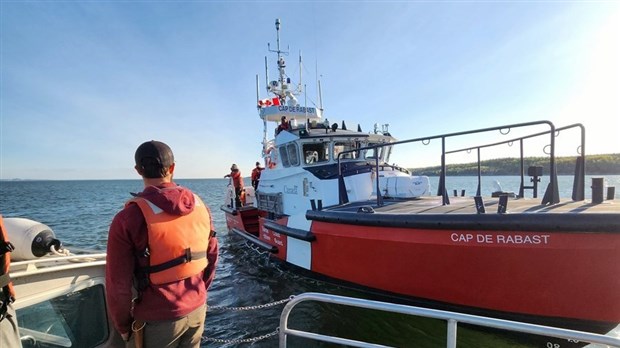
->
[279, 292, 620, 348]
[10, 253, 107, 279]
[445, 123, 586, 201]
[336, 120, 560, 206]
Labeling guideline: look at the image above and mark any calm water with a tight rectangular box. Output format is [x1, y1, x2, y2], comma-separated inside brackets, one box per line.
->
[1, 175, 618, 347]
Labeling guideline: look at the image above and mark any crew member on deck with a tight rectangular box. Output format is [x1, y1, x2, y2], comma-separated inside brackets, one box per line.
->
[251, 161, 264, 190]
[276, 116, 290, 135]
[106, 140, 218, 348]
[225, 164, 244, 208]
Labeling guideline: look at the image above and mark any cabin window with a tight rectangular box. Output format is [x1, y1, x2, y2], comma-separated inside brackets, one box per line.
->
[17, 284, 109, 348]
[334, 141, 360, 160]
[365, 144, 384, 161]
[279, 146, 289, 167]
[287, 143, 300, 166]
[278, 143, 300, 167]
[302, 143, 330, 165]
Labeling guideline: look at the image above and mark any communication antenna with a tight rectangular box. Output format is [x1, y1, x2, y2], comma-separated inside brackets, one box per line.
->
[318, 79, 324, 112]
[264, 57, 269, 94]
[267, 18, 290, 100]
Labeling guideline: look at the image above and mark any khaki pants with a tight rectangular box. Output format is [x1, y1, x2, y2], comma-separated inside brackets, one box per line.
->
[126, 304, 206, 348]
[1, 303, 23, 348]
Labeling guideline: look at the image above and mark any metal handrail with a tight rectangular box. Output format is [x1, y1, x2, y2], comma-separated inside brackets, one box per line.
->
[279, 292, 620, 348]
[445, 123, 586, 200]
[336, 120, 558, 206]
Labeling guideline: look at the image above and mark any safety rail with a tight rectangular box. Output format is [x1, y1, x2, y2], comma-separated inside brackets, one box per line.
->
[445, 123, 586, 201]
[279, 292, 620, 348]
[336, 120, 559, 206]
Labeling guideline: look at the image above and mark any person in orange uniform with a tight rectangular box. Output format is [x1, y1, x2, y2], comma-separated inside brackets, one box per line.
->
[106, 140, 218, 348]
[1, 214, 22, 348]
[224, 164, 244, 208]
[276, 116, 290, 135]
[251, 161, 264, 190]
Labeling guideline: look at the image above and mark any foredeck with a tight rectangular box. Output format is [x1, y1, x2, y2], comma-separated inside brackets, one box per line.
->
[330, 196, 620, 215]
[307, 196, 620, 233]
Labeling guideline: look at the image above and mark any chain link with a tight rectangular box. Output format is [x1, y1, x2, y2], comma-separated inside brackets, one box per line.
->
[202, 327, 280, 344]
[245, 241, 270, 256]
[207, 295, 294, 312]
[203, 296, 293, 344]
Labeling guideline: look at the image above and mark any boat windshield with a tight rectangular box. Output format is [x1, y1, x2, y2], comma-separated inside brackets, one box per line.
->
[365, 143, 392, 163]
[334, 140, 360, 160]
[302, 142, 330, 165]
[18, 284, 109, 348]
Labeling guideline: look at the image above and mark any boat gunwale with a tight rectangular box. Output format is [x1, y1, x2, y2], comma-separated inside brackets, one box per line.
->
[306, 203, 620, 233]
[10, 253, 107, 278]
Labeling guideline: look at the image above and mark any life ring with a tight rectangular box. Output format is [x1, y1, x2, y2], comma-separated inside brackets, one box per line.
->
[266, 146, 277, 169]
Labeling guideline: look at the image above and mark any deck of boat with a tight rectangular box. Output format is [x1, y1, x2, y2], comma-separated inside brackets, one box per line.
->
[328, 195, 619, 215]
[306, 195, 620, 233]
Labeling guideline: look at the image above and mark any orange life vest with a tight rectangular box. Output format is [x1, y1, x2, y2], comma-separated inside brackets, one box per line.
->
[129, 195, 211, 285]
[0, 214, 16, 318]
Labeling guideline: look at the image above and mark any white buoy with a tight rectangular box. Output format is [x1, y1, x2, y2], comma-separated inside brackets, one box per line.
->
[2, 217, 61, 261]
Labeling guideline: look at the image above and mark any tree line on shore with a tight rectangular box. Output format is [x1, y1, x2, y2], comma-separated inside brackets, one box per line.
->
[410, 154, 620, 176]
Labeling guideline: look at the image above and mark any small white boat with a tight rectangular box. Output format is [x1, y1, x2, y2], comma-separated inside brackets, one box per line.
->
[4, 217, 123, 347]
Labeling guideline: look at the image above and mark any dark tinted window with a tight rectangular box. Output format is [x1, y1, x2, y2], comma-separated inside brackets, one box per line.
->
[18, 285, 109, 348]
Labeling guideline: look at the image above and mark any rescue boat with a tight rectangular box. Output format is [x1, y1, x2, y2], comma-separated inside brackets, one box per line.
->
[222, 18, 620, 345]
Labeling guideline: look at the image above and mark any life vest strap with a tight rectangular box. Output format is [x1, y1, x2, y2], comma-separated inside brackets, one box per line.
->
[0, 273, 10, 289]
[0, 280, 14, 322]
[138, 248, 207, 275]
[0, 241, 14, 255]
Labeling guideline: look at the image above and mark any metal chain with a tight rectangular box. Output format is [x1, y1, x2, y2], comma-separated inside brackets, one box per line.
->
[207, 295, 294, 312]
[202, 327, 280, 345]
[203, 296, 292, 344]
[245, 241, 270, 256]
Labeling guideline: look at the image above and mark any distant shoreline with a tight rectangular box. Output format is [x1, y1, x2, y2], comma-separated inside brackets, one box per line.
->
[410, 154, 620, 176]
[2, 154, 618, 181]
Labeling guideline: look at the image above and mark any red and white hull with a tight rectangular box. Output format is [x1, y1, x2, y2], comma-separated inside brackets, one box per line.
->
[225, 197, 620, 336]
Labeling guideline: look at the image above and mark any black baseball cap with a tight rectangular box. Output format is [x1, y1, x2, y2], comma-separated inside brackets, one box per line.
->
[135, 140, 174, 168]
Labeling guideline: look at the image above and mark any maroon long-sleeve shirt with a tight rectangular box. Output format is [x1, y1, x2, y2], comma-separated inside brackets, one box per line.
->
[105, 183, 218, 336]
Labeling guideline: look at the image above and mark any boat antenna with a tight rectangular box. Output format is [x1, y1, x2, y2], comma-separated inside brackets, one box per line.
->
[268, 18, 289, 103]
[257, 74, 267, 154]
[305, 83, 309, 131]
[318, 79, 324, 112]
[315, 60, 319, 108]
[256, 74, 260, 107]
[299, 51, 303, 95]
[264, 56, 269, 94]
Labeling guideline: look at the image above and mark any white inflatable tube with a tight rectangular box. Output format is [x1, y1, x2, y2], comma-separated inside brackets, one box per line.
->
[3, 217, 61, 261]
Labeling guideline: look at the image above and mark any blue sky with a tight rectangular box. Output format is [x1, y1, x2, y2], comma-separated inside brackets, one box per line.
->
[1, 1, 618, 180]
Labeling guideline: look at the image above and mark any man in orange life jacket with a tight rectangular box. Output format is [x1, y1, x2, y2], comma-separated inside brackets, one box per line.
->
[1, 214, 22, 348]
[106, 140, 218, 348]
[251, 161, 263, 190]
[224, 164, 244, 208]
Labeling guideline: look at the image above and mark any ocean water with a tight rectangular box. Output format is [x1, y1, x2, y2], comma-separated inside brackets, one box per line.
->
[1, 175, 618, 347]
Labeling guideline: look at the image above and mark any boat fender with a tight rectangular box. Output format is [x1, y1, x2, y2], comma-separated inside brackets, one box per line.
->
[2, 218, 62, 261]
